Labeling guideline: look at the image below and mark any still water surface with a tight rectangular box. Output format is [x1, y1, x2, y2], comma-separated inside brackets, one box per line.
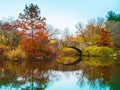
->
[0, 57, 120, 90]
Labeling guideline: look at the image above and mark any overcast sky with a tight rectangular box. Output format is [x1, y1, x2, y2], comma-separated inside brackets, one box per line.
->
[0, 0, 120, 31]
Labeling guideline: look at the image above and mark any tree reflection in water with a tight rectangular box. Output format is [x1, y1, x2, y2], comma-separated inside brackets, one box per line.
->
[77, 57, 120, 90]
[0, 57, 120, 90]
[0, 60, 55, 90]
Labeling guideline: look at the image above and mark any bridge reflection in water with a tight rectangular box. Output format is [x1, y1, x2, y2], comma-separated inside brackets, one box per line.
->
[0, 57, 119, 90]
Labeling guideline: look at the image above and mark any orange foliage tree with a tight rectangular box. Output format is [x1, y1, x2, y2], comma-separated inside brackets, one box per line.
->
[17, 4, 49, 57]
[97, 28, 112, 47]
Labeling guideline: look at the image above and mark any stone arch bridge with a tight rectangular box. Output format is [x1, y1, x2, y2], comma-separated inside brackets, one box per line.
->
[54, 40, 87, 55]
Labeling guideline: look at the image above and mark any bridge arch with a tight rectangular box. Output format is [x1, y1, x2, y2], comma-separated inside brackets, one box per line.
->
[66, 46, 82, 56]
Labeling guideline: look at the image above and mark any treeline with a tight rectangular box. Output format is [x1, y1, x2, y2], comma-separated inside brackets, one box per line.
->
[0, 3, 120, 60]
[63, 11, 120, 57]
[0, 4, 56, 60]
[65, 11, 120, 49]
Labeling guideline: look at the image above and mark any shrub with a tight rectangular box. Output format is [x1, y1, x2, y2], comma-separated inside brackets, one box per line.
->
[83, 46, 114, 57]
[0, 45, 10, 57]
[6, 48, 27, 61]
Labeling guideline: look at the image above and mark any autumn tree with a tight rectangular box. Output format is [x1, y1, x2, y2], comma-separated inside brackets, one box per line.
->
[76, 18, 105, 46]
[0, 20, 18, 49]
[97, 28, 112, 47]
[46, 24, 60, 39]
[63, 28, 71, 40]
[105, 11, 120, 48]
[76, 22, 87, 43]
[17, 4, 49, 57]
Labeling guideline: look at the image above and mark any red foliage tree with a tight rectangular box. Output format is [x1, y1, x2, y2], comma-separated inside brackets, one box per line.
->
[97, 28, 112, 47]
[17, 4, 49, 57]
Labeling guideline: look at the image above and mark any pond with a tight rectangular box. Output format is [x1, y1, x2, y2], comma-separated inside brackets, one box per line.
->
[0, 57, 120, 90]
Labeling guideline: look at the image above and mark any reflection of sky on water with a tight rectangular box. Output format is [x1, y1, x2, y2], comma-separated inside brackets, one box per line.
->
[0, 70, 110, 90]
[0, 57, 119, 90]
[45, 70, 110, 90]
